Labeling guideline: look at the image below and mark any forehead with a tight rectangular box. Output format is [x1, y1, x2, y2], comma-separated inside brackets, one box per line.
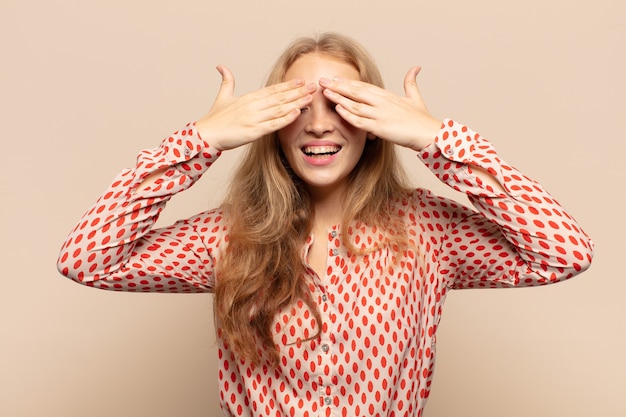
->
[284, 53, 360, 81]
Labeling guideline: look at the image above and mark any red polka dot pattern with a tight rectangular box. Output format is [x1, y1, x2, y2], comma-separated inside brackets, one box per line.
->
[57, 119, 593, 416]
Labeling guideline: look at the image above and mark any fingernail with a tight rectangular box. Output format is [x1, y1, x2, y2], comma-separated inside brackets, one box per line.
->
[294, 78, 304, 86]
[319, 77, 330, 86]
[306, 82, 316, 91]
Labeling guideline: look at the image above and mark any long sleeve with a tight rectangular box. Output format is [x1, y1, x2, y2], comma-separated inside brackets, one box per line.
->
[417, 119, 594, 289]
[57, 124, 225, 293]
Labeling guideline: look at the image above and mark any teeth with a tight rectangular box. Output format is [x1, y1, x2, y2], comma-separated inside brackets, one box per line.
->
[302, 145, 341, 155]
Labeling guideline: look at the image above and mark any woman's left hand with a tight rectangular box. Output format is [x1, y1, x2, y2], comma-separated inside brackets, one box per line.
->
[319, 66, 442, 151]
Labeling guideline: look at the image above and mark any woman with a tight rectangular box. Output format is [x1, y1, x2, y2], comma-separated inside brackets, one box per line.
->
[57, 33, 593, 416]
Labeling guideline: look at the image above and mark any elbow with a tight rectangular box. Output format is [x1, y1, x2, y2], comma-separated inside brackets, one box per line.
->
[574, 241, 594, 275]
[532, 239, 594, 285]
[576, 234, 594, 272]
[56, 247, 88, 284]
[559, 238, 595, 281]
[56, 250, 78, 282]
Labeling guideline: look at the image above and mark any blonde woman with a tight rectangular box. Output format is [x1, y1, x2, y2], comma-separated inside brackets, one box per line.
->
[58, 33, 593, 416]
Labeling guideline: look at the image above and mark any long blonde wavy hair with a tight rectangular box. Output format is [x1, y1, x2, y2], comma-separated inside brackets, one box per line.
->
[215, 32, 411, 366]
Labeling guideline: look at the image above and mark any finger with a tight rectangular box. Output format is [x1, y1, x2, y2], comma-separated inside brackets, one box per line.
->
[264, 82, 316, 109]
[319, 77, 378, 105]
[322, 88, 375, 119]
[251, 82, 317, 118]
[258, 78, 309, 100]
[403, 66, 422, 99]
[333, 103, 372, 131]
[215, 65, 235, 101]
[257, 107, 303, 133]
[260, 93, 313, 122]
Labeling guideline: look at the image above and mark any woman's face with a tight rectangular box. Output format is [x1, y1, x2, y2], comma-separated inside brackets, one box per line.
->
[278, 53, 368, 198]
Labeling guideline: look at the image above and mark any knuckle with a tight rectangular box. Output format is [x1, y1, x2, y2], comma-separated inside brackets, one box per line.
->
[274, 104, 288, 117]
[277, 91, 290, 104]
[350, 116, 363, 128]
[348, 86, 361, 100]
[267, 118, 281, 132]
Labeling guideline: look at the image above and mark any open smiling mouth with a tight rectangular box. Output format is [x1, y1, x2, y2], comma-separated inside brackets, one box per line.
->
[302, 145, 342, 157]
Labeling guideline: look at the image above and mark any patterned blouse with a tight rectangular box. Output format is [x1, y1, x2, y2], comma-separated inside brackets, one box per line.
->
[57, 119, 593, 416]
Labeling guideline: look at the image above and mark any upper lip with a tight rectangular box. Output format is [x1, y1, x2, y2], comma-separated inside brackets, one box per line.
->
[301, 140, 341, 148]
[300, 140, 342, 150]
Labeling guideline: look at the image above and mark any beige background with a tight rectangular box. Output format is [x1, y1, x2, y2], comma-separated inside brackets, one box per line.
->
[1, 0, 624, 416]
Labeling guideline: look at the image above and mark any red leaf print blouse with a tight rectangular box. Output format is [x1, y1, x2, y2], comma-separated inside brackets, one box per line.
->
[57, 119, 593, 417]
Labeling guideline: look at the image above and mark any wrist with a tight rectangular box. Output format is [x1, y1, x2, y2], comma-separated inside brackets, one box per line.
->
[195, 119, 225, 151]
[410, 117, 443, 152]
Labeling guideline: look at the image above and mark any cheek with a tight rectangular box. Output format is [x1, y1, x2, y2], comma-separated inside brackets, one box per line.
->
[277, 130, 291, 151]
[344, 126, 368, 146]
[339, 118, 367, 139]
[277, 121, 301, 148]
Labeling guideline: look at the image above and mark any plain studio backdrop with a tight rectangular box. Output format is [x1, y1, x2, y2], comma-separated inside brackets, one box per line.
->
[1, 0, 624, 416]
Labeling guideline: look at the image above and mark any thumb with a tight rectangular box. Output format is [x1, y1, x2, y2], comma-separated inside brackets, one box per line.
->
[215, 65, 235, 101]
[403, 66, 422, 99]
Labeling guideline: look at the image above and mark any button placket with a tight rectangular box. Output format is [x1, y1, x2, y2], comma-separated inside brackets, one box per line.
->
[329, 229, 339, 257]
[317, 227, 339, 411]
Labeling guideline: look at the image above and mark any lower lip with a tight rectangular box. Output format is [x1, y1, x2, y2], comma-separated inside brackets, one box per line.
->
[302, 151, 340, 166]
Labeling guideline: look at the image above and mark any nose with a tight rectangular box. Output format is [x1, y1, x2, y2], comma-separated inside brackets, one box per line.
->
[304, 94, 336, 136]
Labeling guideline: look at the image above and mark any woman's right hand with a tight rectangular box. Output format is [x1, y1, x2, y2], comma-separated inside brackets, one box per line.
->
[196, 66, 316, 151]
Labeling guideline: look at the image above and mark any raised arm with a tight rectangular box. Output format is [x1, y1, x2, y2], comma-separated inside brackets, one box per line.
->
[416, 119, 593, 289]
[319, 66, 593, 288]
[56, 125, 223, 292]
[57, 67, 317, 292]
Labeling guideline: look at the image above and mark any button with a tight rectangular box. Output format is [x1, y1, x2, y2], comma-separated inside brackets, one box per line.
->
[322, 294, 327, 302]
[184, 148, 192, 157]
[321, 344, 329, 352]
[332, 249, 339, 256]
[324, 397, 332, 405]
[445, 147, 454, 156]
[330, 230, 337, 238]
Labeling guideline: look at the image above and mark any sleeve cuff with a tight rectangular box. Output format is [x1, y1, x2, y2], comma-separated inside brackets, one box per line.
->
[418, 118, 511, 197]
[129, 123, 221, 199]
